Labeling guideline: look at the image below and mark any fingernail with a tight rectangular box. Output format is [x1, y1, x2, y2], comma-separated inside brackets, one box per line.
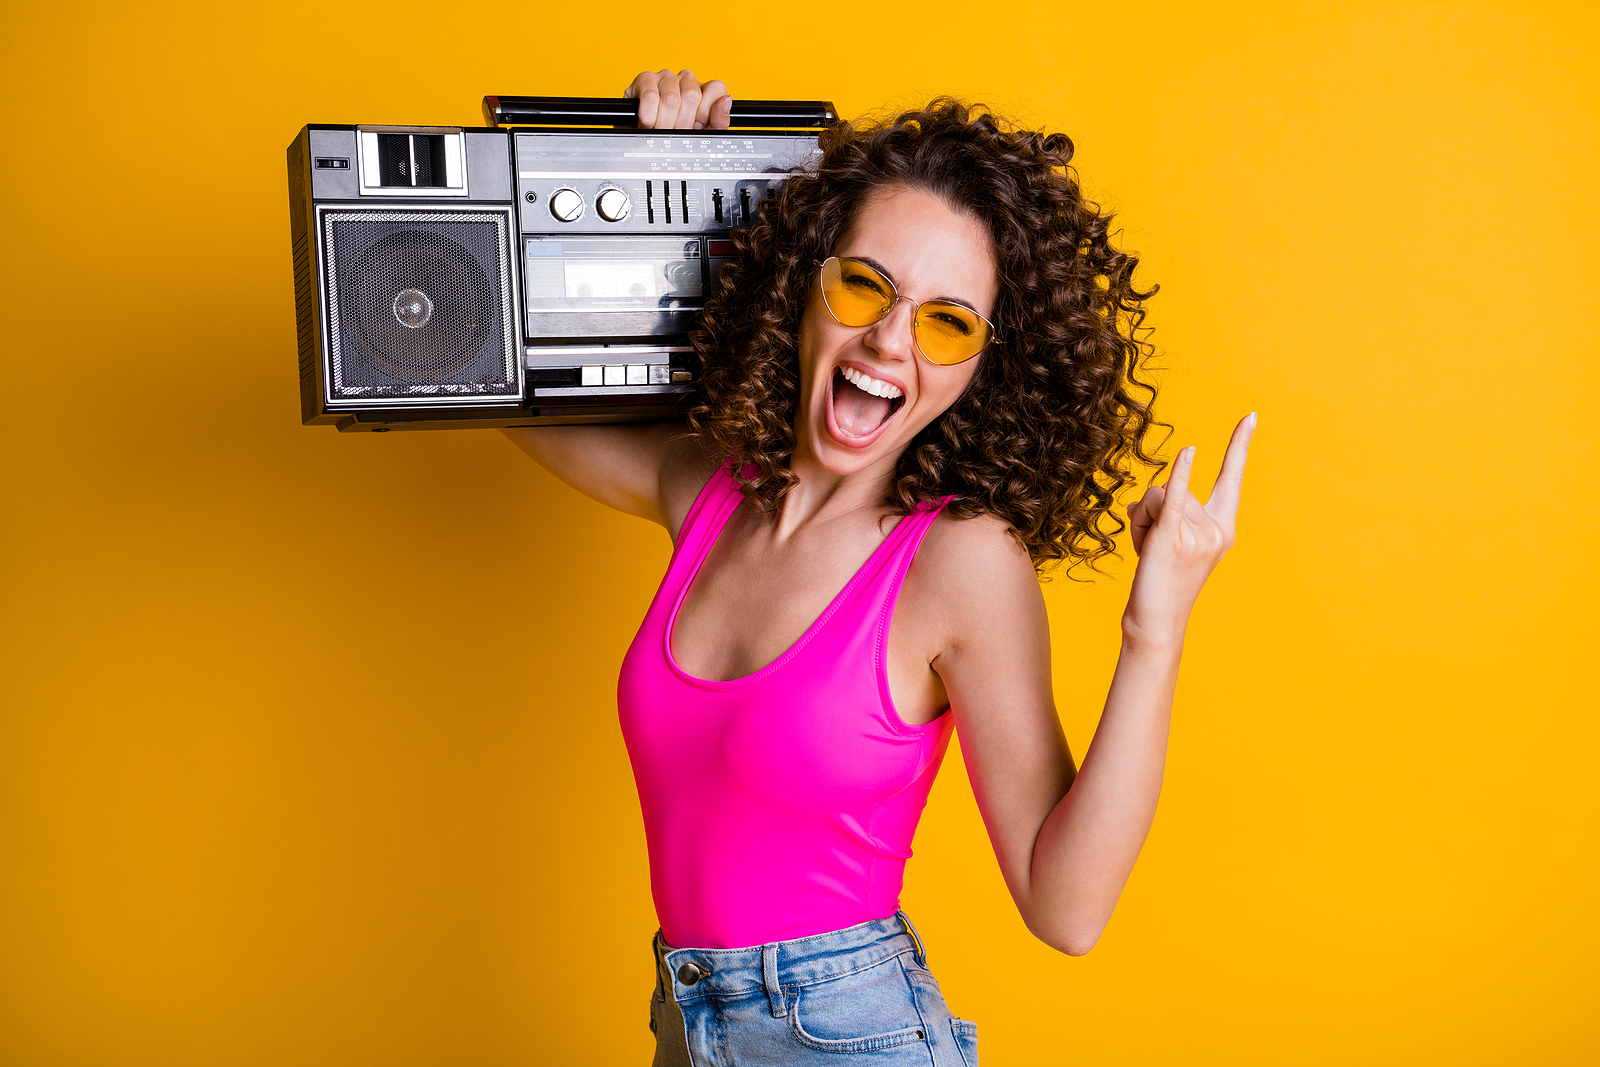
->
[694, 121, 704, 130]
[1185, 446, 1196, 463]
[1249, 411, 1258, 427]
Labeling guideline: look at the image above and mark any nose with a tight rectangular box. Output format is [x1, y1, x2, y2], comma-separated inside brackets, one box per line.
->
[861, 295, 917, 361]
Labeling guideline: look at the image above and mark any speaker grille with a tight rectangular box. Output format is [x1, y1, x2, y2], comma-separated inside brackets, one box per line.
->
[321, 208, 518, 404]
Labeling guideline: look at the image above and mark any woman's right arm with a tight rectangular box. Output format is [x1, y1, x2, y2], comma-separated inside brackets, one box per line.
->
[501, 423, 710, 529]
[502, 71, 732, 530]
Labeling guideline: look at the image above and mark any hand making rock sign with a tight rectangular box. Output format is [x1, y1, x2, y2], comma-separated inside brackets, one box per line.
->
[1126, 415, 1258, 647]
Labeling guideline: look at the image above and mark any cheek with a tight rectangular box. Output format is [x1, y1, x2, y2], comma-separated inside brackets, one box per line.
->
[801, 287, 837, 332]
[797, 296, 849, 383]
[796, 313, 820, 391]
[918, 361, 981, 421]
[795, 310, 833, 413]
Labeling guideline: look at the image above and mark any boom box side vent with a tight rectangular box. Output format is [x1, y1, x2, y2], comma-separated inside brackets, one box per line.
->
[319, 207, 519, 405]
[292, 230, 316, 381]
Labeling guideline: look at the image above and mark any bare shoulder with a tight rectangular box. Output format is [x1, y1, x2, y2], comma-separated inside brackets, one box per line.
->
[902, 507, 1045, 655]
[916, 508, 1038, 598]
[659, 430, 725, 539]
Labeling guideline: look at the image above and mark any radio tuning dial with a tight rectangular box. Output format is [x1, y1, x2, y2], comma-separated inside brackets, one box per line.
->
[596, 188, 631, 222]
[549, 188, 584, 222]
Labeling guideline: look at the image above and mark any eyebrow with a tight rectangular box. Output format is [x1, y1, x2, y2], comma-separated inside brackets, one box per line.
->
[841, 254, 984, 314]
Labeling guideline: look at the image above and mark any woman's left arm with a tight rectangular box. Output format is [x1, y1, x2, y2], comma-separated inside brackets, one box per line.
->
[937, 413, 1255, 955]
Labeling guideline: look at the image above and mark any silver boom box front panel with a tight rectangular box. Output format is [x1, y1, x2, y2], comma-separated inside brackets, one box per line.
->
[288, 121, 822, 432]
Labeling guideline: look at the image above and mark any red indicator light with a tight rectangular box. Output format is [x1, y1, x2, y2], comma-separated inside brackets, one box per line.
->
[708, 240, 734, 257]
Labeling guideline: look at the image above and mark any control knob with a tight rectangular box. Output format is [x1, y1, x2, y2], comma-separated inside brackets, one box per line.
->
[596, 188, 631, 222]
[549, 188, 583, 222]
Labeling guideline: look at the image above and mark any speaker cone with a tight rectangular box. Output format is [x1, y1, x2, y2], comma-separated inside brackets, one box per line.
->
[349, 230, 491, 382]
[393, 288, 433, 329]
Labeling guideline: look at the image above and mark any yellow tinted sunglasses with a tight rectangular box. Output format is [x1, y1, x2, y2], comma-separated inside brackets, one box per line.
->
[817, 256, 996, 366]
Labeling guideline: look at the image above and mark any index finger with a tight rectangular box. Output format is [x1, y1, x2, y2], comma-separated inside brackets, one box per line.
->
[1203, 411, 1257, 524]
[625, 72, 661, 127]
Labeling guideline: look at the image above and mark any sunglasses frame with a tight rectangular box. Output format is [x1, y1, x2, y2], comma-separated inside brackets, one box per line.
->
[816, 256, 998, 367]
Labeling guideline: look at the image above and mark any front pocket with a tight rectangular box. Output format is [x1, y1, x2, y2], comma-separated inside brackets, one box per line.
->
[787, 966, 931, 1055]
[789, 999, 929, 1054]
[950, 1018, 978, 1065]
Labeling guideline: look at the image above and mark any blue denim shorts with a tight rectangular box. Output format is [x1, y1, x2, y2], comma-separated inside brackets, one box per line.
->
[649, 911, 978, 1066]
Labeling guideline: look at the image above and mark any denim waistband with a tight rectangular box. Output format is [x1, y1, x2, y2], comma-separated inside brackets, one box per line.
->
[656, 911, 929, 1014]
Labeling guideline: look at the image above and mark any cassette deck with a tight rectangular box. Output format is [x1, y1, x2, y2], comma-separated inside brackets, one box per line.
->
[288, 96, 832, 432]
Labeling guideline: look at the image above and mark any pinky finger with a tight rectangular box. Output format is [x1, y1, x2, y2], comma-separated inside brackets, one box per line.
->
[695, 79, 730, 129]
[1128, 489, 1160, 530]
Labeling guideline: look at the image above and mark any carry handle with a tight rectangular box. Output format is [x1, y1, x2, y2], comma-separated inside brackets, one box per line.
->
[482, 96, 837, 130]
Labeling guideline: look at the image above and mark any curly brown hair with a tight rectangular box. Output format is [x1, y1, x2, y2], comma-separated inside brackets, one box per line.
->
[687, 98, 1166, 573]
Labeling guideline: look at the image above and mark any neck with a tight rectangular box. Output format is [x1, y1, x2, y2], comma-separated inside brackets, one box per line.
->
[767, 444, 903, 540]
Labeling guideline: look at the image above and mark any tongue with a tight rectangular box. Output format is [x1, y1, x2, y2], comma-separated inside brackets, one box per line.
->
[834, 372, 892, 437]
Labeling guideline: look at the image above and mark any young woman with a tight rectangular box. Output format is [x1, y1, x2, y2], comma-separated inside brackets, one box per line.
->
[505, 70, 1255, 1066]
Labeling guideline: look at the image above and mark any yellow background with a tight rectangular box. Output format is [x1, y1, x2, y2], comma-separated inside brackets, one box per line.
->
[3, 1, 1596, 1063]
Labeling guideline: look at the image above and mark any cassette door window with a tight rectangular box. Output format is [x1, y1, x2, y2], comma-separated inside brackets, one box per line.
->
[523, 237, 703, 340]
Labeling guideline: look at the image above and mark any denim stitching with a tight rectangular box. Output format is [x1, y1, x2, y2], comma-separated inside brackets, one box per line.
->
[950, 1017, 979, 1067]
[787, 985, 930, 1054]
[899, 954, 938, 1059]
[679, 951, 915, 1005]
[785, 948, 920, 989]
[667, 944, 920, 990]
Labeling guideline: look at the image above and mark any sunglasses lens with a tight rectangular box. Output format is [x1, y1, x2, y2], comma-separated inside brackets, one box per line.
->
[915, 302, 991, 365]
[818, 257, 993, 366]
[820, 257, 894, 327]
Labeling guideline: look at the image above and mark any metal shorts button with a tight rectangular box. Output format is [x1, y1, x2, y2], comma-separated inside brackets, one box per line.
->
[676, 962, 710, 986]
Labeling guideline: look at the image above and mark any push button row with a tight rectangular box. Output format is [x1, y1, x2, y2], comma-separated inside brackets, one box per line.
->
[580, 365, 691, 387]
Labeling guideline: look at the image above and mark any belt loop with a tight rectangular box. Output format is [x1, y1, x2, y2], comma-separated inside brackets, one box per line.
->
[762, 942, 787, 1017]
[898, 910, 928, 968]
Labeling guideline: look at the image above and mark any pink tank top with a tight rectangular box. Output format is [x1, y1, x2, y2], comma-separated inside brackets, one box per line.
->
[618, 464, 956, 950]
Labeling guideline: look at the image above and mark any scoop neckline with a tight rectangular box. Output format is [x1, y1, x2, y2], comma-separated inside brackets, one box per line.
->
[664, 485, 921, 692]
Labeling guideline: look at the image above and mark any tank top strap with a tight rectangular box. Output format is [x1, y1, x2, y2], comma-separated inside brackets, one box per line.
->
[881, 494, 956, 564]
[665, 461, 745, 587]
[846, 493, 957, 613]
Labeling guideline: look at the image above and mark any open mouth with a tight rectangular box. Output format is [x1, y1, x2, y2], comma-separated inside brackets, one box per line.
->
[829, 366, 905, 440]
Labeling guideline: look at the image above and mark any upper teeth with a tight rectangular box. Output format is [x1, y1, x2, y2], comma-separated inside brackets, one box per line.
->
[842, 366, 904, 399]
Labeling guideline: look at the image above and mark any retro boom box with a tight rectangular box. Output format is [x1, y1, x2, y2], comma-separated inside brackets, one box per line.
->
[288, 96, 833, 432]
